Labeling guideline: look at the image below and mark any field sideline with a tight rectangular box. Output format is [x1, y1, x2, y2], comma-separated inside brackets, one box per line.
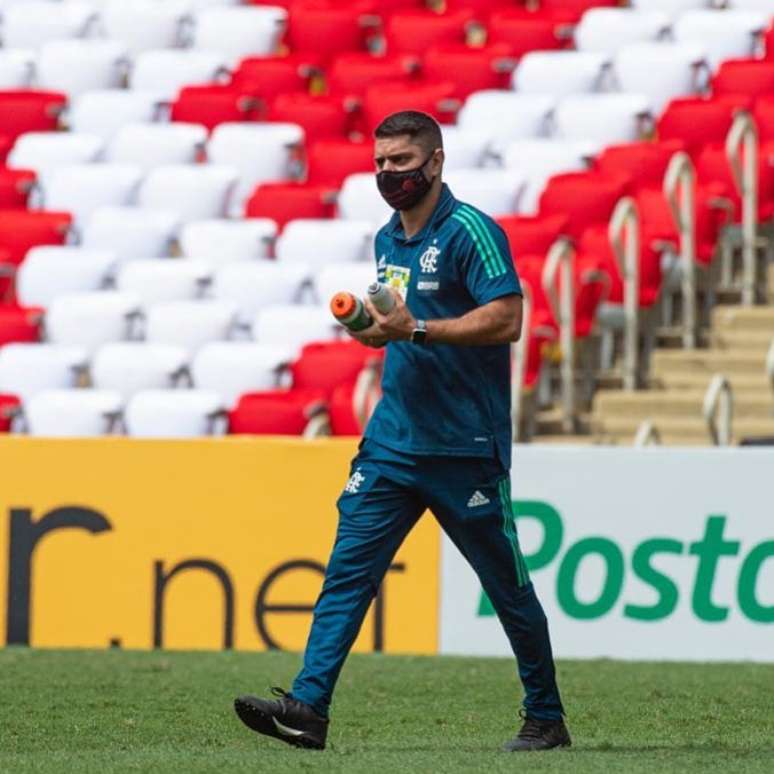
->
[0, 649, 772, 773]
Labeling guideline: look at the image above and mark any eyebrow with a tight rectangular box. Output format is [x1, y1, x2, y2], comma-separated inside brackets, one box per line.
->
[374, 152, 413, 163]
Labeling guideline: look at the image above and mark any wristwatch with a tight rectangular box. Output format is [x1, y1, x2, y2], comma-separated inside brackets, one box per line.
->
[411, 319, 428, 345]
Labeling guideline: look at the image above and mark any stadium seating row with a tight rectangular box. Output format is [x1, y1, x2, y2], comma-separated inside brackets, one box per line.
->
[0, 0, 772, 437]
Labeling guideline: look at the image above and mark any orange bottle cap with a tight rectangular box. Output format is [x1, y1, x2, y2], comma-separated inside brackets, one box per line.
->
[330, 292, 357, 320]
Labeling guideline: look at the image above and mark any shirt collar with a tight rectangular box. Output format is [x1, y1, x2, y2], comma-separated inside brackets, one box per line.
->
[385, 183, 457, 245]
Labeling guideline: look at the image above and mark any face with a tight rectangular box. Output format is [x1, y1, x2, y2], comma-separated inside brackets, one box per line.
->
[374, 135, 444, 178]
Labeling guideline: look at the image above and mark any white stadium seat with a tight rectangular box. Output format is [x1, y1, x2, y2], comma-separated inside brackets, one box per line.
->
[502, 140, 595, 214]
[81, 207, 180, 263]
[37, 40, 129, 98]
[69, 90, 165, 140]
[574, 9, 670, 54]
[207, 123, 305, 210]
[512, 51, 610, 98]
[191, 342, 291, 407]
[145, 300, 239, 353]
[338, 173, 393, 225]
[443, 169, 525, 217]
[275, 219, 373, 265]
[16, 247, 117, 307]
[138, 164, 239, 223]
[125, 389, 225, 438]
[315, 263, 378, 306]
[726, 0, 774, 10]
[0, 49, 35, 88]
[41, 164, 144, 224]
[2, 2, 96, 49]
[0, 343, 86, 402]
[554, 94, 652, 145]
[252, 304, 339, 356]
[629, 0, 711, 16]
[24, 389, 123, 437]
[673, 10, 767, 69]
[613, 44, 706, 114]
[101, 0, 186, 54]
[46, 291, 141, 353]
[92, 342, 188, 398]
[456, 91, 555, 156]
[129, 50, 228, 100]
[191, 6, 287, 66]
[116, 259, 210, 307]
[106, 123, 208, 171]
[211, 261, 311, 320]
[7, 133, 105, 181]
[179, 218, 277, 264]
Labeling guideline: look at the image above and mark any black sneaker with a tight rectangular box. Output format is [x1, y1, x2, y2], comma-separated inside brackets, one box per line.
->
[234, 687, 328, 750]
[502, 710, 571, 752]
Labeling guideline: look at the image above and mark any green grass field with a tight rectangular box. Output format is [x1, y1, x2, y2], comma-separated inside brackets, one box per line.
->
[0, 649, 772, 774]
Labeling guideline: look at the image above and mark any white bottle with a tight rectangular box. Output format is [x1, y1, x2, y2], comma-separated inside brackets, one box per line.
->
[367, 282, 396, 314]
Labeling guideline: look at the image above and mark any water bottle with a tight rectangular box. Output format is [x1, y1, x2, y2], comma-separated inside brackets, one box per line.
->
[367, 282, 396, 314]
[330, 292, 373, 332]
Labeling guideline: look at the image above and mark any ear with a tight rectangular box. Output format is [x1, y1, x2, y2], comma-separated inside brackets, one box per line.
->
[429, 148, 444, 178]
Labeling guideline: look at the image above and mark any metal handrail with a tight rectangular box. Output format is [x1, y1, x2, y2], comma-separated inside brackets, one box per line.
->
[609, 196, 640, 391]
[703, 374, 734, 446]
[634, 420, 661, 447]
[542, 237, 575, 432]
[664, 151, 698, 349]
[511, 284, 531, 442]
[725, 111, 759, 306]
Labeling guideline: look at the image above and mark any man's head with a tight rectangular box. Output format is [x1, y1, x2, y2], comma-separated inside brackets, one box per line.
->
[373, 111, 445, 211]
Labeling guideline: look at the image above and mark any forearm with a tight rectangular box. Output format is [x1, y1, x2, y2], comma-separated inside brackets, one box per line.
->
[426, 297, 522, 346]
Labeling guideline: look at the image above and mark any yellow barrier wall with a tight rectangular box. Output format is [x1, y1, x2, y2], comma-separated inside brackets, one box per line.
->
[0, 438, 439, 653]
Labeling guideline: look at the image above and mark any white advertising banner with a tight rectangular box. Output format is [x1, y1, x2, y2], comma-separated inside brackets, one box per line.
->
[440, 447, 774, 662]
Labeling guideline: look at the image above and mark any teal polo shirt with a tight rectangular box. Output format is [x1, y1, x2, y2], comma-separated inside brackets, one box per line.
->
[363, 183, 522, 468]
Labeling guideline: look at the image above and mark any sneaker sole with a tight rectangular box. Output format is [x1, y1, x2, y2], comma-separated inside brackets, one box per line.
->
[233, 697, 325, 750]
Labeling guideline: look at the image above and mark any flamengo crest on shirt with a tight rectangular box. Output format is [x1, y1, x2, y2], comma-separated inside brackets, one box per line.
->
[419, 245, 440, 274]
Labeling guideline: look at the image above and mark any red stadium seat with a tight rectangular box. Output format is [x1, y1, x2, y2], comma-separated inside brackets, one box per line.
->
[486, 10, 569, 56]
[328, 381, 365, 435]
[0, 393, 20, 433]
[0, 305, 42, 344]
[657, 96, 751, 157]
[0, 167, 36, 209]
[306, 139, 375, 187]
[268, 92, 353, 140]
[327, 52, 416, 97]
[594, 141, 686, 191]
[361, 80, 458, 133]
[537, 0, 618, 23]
[765, 23, 774, 60]
[497, 214, 569, 258]
[228, 388, 326, 435]
[245, 182, 336, 229]
[753, 96, 774, 143]
[696, 142, 774, 223]
[291, 340, 382, 397]
[0, 91, 67, 159]
[539, 172, 631, 239]
[712, 59, 774, 100]
[171, 86, 260, 131]
[284, 1, 374, 66]
[421, 44, 514, 100]
[0, 210, 72, 299]
[230, 54, 313, 101]
[384, 9, 475, 57]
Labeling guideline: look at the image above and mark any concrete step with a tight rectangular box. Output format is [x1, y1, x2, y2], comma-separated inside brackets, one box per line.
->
[648, 373, 772, 395]
[711, 305, 774, 332]
[710, 329, 773, 352]
[524, 434, 597, 446]
[650, 349, 767, 377]
[592, 389, 774, 420]
[594, 416, 774, 446]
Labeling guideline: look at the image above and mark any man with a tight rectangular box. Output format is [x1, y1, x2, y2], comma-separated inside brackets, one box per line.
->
[234, 111, 569, 753]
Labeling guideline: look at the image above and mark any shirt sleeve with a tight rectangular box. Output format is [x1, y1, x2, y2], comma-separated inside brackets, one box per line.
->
[452, 208, 523, 306]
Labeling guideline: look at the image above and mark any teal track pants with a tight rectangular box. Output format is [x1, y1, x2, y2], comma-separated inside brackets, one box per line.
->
[290, 440, 564, 721]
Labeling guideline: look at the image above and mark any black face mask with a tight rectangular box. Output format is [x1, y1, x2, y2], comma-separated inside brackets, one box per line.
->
[375, 155, 435, 211]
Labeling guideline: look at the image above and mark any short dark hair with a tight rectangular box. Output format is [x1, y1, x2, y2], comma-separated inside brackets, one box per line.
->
[374, 110, 443, 155]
